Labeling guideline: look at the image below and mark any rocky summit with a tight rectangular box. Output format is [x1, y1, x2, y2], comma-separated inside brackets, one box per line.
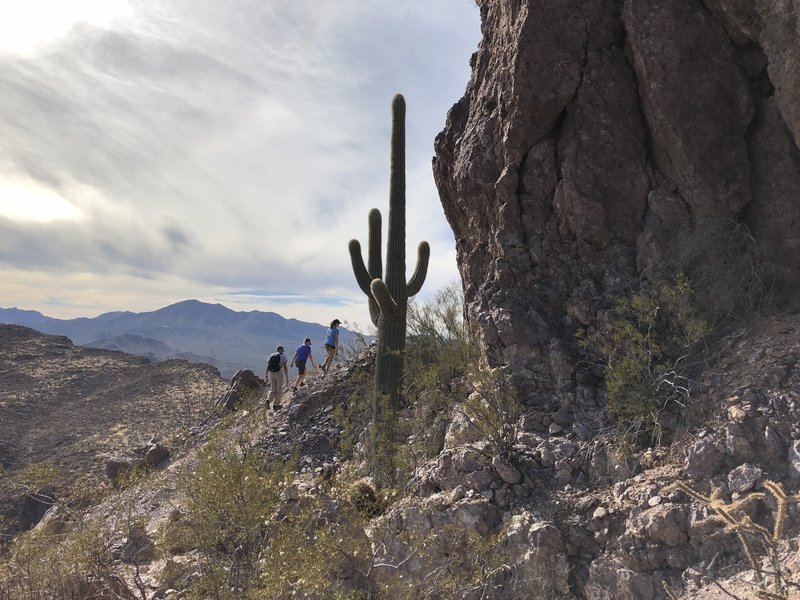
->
[434, 0, 800, 408]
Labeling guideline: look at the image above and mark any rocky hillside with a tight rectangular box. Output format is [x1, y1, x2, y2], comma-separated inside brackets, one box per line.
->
[4, 315, 799, 599]
[0, 324, 226, 536]
[0, 325, 226, 474]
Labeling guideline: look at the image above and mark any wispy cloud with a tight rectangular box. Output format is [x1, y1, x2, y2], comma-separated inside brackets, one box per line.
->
[0, 0, 480, 326]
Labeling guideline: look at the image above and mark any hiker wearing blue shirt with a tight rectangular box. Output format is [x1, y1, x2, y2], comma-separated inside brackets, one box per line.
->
[290, 338, 316, 391]
[321, 319, 340, 373]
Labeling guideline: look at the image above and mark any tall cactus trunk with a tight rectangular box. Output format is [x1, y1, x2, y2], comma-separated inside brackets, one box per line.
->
[375, 94, 407, 423]
[349, 94, 430, 481]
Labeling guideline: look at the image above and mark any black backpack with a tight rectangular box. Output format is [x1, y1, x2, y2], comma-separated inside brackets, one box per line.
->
[267, 352, 282, 372]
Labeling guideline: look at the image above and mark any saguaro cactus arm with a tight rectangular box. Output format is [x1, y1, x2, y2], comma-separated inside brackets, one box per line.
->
[366, 208, 382, 279]
[407, 241, 430, 297]
[349, 208, 383, 326]
[370, 279, 400, 319]
[349, 240, 373, 296]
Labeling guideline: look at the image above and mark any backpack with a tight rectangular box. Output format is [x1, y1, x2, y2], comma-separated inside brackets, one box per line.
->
[267, 352, 282, 372]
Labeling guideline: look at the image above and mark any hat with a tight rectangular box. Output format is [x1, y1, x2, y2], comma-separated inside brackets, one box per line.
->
[304, 338, 312, 344]
[276, 345, 284, 352]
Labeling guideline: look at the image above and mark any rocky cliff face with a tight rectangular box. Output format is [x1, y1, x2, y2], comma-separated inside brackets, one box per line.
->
[434, 0, 800, 407]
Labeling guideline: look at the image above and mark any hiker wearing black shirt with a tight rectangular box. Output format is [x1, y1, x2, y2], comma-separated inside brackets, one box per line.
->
[265, 345, 289, 409]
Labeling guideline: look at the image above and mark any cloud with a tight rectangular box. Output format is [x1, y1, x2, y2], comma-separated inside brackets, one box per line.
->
[0, 0, 480, 325]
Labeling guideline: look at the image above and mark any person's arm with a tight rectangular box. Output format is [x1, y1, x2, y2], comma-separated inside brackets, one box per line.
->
[310, 352, 316, 368]
[290, 352, 297, 367]
[334, 331, 339, 354]
[282, 357, 289, 379]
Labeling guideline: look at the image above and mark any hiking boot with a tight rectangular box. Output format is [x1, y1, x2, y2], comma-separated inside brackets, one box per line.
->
[272, 404, 282, 410]
[292, 387, 298, 392]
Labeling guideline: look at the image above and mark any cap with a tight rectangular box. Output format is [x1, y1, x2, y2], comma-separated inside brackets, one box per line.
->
[276, 345, 284, 352]
[304, 338, 312, 344]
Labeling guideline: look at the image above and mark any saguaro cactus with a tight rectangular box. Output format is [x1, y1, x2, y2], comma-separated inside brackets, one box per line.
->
[349, 93, 430, 437]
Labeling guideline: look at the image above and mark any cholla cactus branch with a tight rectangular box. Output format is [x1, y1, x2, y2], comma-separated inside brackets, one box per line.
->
[669, 478, 800, 596]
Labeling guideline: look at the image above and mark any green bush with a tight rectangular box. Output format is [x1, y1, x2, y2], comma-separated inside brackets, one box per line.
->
[401, 282, 479, 464]
[595, 276, 709, 446]
[0, 485, 150, 600]
[172, 435, 291, 598]
[367, 519, 514, 599]
[254, 493, 370, 600]
[332, 370, 373, 462]
[458, 367, 521, 456]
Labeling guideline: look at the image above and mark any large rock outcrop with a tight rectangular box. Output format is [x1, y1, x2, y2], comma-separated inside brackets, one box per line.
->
[434, 0, 800, 407]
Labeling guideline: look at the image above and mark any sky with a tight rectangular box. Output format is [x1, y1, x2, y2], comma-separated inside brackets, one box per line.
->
[0, 0, 481, 330]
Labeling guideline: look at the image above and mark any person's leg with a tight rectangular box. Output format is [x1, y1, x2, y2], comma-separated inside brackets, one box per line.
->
[293, 360, 306, 390]
[273, 372, 283, 407]
[268, 371, 278, 405]
[323, 345, 335, 371]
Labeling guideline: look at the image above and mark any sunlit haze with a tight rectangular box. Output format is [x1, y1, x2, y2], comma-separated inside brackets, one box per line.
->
[0, 1, 481, 328]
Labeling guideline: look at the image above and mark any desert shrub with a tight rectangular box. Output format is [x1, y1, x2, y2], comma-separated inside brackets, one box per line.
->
[0, 486, 152, 600]
[172, 375, 225, 433]
[1, 463, 111, 545]
[172, 435, 292, 598]
[457, 367, 521, 456]
[405, 282, 475, 383]
[597, 218, 776, 448]
[173, 459, 375, 600]
[254, 494, 370, 600]
[595, 276, 709, 447]
[396, 282, 480, 475]
[338, 320, 374, 362]
[368, 520, 513, 599]
[679, 218, 775, 324]
[0, 520, 114, 600]
[332, 370, 373, 462]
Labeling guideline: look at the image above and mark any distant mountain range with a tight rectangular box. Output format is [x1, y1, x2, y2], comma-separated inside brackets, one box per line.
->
[0, 300, 360, 378]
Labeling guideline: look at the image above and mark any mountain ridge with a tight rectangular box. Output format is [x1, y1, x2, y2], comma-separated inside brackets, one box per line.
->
[0, 300, 361, 378]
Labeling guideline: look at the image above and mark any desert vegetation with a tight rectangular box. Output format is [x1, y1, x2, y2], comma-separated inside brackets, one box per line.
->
[0, 274, 532, 598]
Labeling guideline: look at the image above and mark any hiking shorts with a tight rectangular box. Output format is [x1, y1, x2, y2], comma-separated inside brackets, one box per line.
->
[325, 343, 336, 357]
[296, 358, 307, 374]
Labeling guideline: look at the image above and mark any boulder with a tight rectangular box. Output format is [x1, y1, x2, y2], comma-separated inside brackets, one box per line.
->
[685, 439, 724, 481]
[727, 464, 763, 493]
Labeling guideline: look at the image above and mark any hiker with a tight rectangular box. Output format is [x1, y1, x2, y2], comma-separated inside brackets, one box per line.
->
[321, 319, 340, 373]
[265, 345, 289, 409]
[290, 338, 316, 391]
